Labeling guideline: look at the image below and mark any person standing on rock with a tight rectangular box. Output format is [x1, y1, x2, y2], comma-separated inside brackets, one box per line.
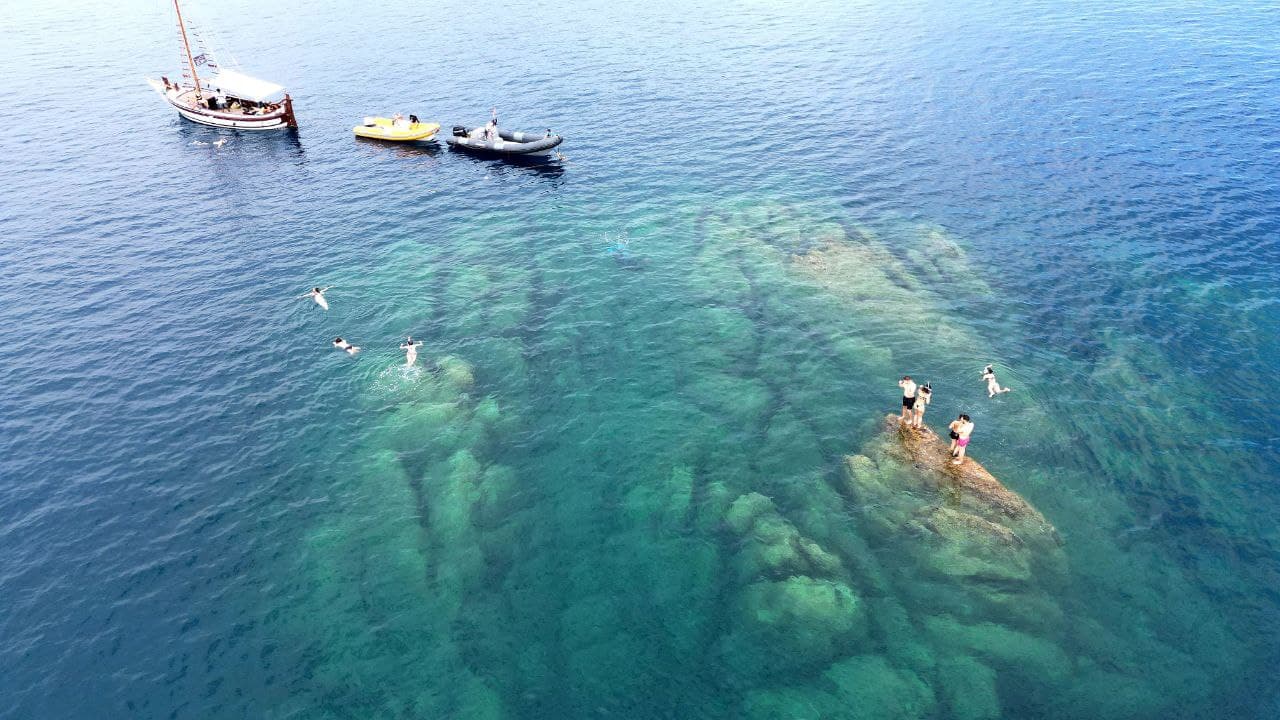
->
[950, 414, 975, 465]
[898, 375, 918, 423]
[912, 383, 932, 429]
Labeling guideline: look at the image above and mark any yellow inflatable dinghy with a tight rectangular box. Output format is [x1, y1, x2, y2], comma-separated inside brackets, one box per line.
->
[353, 116, 441, 142]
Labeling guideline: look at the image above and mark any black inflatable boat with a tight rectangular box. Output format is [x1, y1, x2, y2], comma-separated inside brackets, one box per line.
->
[446, 126, 563, 157]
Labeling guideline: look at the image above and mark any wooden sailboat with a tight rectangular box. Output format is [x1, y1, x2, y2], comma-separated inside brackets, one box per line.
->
[146, 0, 297, 130]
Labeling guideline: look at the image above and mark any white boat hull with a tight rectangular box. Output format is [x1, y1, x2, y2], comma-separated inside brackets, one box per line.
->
[174, 105, 290, 130]
[148, 79, 295, 130]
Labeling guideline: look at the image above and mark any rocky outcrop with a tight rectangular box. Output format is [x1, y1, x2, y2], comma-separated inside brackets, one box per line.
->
[843, 416, 1061, 553]
[873, 415, 1058, 537]
[830, 415, 1074, 713]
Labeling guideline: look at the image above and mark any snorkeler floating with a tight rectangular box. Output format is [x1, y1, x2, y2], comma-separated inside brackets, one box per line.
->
[982, 364, 1013, 397]
[292, 283, 431, 371]
[332, 337, 360, 356]
[604, 235, 630, 256]
[300, 286, 332, 311]
[399, 336, 423, 367]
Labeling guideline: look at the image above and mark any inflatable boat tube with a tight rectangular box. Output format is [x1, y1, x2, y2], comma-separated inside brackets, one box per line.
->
[446, 126, 563, 157]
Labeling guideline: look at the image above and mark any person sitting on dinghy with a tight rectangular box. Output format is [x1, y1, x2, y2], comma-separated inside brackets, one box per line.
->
[482, 109, 499, 140]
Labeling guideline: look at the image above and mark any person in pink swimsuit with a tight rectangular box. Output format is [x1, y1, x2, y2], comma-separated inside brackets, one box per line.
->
[949, 414, 974, 465]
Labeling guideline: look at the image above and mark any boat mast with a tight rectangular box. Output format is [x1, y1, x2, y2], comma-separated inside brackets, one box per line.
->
[173, 0, 203, 102]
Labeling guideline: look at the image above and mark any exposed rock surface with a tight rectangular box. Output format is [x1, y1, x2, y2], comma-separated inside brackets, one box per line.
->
[893, 416, 1051, 527]
[847, 416, 1061, 547]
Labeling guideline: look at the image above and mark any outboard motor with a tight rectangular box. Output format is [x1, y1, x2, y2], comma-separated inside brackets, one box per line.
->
[452, 125, 467, 137]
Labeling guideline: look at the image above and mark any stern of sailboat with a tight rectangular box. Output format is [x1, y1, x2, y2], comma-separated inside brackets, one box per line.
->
[282, 94, 298, 129]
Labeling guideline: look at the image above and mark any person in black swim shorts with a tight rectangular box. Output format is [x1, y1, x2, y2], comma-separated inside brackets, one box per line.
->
[898, 375, 918, 423]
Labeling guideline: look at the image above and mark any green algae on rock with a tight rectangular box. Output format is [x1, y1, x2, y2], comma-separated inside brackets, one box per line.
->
[718, 492, 867, 678]
[282, 355, 531, 719]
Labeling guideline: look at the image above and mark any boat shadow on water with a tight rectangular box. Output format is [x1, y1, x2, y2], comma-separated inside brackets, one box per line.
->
[448, 149, 567, 180]
[354, 136, 444, 158]
[175, 122, 305, 160]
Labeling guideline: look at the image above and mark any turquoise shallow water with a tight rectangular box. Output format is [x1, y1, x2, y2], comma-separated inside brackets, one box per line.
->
[2, 0, 1279, 718]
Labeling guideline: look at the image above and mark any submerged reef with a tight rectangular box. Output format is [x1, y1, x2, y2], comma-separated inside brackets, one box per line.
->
[284, 354, 531, 719]
[270, 198, 1256, 720]
[723, 415, 1069, 720]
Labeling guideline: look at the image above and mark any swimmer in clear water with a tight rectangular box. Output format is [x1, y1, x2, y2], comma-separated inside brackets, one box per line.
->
[912, 383, 932, 429]
[399, 336, 422, 367]
[982, 364, 1012, 397]
[332, 337, 360, 356]
[300, 286, 331, 311]
[605, 236, 629, 255]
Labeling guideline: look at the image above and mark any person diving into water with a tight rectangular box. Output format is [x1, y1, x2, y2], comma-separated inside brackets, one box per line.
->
[399, 336, 422, 367]
[332, 337, 360, 356]
[982, 364, 1012, 397]
[300, 286, 331, 311]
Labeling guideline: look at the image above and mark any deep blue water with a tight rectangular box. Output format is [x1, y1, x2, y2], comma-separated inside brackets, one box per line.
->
[2, 0, 1279, 718]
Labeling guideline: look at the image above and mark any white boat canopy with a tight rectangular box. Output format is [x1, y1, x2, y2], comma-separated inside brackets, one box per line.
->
[207, 69, 284, 101]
